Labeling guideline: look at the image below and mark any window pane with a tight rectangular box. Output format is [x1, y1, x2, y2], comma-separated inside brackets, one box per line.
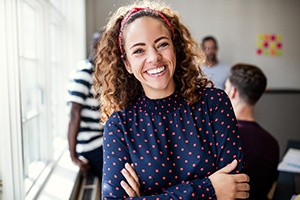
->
[21, 3, 37, 59]
[50, 20, 65, 141]
[19, 1, 45, 194]
[20, 59, 40, 115]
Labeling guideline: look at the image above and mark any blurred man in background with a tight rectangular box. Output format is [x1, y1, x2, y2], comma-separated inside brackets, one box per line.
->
[200, 36, 230, 90]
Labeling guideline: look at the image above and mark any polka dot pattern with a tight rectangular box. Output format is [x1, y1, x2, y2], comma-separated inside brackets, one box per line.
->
[102, 88, 243, 199]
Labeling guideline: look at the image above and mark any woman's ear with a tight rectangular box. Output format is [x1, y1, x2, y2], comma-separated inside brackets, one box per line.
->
[122, 58, 132, 74]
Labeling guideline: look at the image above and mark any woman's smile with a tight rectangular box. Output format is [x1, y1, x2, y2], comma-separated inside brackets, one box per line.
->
[146, 66, 166, 75]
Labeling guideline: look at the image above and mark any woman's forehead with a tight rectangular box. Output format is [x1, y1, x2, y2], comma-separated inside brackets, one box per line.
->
[123, 17, 171, 43]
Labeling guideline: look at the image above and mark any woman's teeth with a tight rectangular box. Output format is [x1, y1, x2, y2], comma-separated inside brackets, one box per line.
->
[147, 66, 165, 75]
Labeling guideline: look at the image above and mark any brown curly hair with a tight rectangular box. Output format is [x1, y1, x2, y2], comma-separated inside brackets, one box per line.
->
[94, 1, 213, 122]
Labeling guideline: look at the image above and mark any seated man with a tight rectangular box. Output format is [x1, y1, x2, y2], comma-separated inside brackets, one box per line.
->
[225, 63, 280, 200]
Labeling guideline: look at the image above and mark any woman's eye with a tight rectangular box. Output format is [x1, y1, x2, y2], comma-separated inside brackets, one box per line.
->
[133, 49, 144, 54]
[158, 42, 169, 49]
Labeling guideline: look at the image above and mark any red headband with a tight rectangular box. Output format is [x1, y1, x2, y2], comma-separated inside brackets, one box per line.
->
[118, 7, 175, 56]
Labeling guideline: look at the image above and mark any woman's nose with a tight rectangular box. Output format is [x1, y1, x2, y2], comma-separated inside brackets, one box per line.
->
[146, 48, 162, 63]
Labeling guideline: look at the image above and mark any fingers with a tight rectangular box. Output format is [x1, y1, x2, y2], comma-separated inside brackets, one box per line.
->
[236, 182, 250, 191]
[235, 191, 250, 199]
[121, 163, 141, 197]
[216, 159, 238, 174]
[233, 173, 250, 183]
[125, 163, 139, 185]
[209, 161, 250, 200]
[234, 175, 250, 199]
[120, 180, 137, 197]
[77, 160, 90, 173]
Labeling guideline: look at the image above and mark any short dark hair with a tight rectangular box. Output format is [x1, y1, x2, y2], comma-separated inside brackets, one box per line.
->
[229, 63, 267, 105]
[201, 36, 218, 49]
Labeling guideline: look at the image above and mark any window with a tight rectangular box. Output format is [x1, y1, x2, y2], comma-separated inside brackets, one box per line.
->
[0, 0, 86, 199]
[19, 1, 50, 193]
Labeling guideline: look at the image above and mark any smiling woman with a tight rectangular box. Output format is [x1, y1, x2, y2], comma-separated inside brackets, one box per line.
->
[94, 1, 250, 199]
[122, 17, 176, 99]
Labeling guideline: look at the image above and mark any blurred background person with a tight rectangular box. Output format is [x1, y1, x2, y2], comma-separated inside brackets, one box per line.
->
[225, 63, 280, 200]
[66, 31, 103, 180]
[200, 36, 230, 90]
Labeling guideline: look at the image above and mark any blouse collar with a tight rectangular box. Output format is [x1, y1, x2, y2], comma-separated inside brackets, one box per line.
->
[136, 90, 185, 114]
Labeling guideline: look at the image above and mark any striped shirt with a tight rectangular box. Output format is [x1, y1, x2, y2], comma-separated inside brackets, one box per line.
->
[67, 59, 103, 153]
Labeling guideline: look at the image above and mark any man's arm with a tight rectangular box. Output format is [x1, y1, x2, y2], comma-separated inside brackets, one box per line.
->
[67, 102, 89, 172]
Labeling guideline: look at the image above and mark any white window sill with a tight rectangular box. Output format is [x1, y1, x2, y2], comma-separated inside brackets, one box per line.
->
[29, 150, 80, 200]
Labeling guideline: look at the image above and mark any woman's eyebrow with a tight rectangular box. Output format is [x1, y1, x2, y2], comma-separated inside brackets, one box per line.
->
[129, 36, 170, 50]
[154, 36, 169, 43]
[130, 42, 145, 50]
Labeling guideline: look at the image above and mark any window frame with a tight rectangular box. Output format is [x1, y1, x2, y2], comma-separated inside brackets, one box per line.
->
[0, 0, 86, 199]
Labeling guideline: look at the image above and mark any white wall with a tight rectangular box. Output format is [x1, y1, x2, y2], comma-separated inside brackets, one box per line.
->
[86, 0, 300, 89]
[254, 92, 300, 157]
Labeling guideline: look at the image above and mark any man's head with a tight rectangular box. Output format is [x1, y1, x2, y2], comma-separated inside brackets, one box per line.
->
[201, 36, 218, 64]
[225, 63, 267, 106]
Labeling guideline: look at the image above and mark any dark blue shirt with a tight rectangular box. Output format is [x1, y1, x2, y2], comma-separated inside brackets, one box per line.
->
[102, 87, 243, 199]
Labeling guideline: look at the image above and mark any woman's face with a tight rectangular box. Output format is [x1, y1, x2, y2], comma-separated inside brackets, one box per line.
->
[123, 16, 176, 99]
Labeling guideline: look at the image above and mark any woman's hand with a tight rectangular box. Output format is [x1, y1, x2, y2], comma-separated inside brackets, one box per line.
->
[121, 160, 250, 199]
[209, 159, 250, 200]
[120, 163, 142, 197]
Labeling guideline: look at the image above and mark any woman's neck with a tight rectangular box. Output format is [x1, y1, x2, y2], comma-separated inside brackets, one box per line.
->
[143, 81, 176, 100]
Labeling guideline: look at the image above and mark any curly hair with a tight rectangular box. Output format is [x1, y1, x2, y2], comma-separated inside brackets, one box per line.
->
[94, 1, 213, 122]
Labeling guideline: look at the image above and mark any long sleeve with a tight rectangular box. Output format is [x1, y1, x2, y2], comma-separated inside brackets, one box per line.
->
[203, 88, 243, 172]
[102, 121, 216, 200]
[101, 88, 243, 200]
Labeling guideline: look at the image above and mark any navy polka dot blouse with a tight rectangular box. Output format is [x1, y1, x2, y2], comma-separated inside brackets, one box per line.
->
[102, 87, 243, 199]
